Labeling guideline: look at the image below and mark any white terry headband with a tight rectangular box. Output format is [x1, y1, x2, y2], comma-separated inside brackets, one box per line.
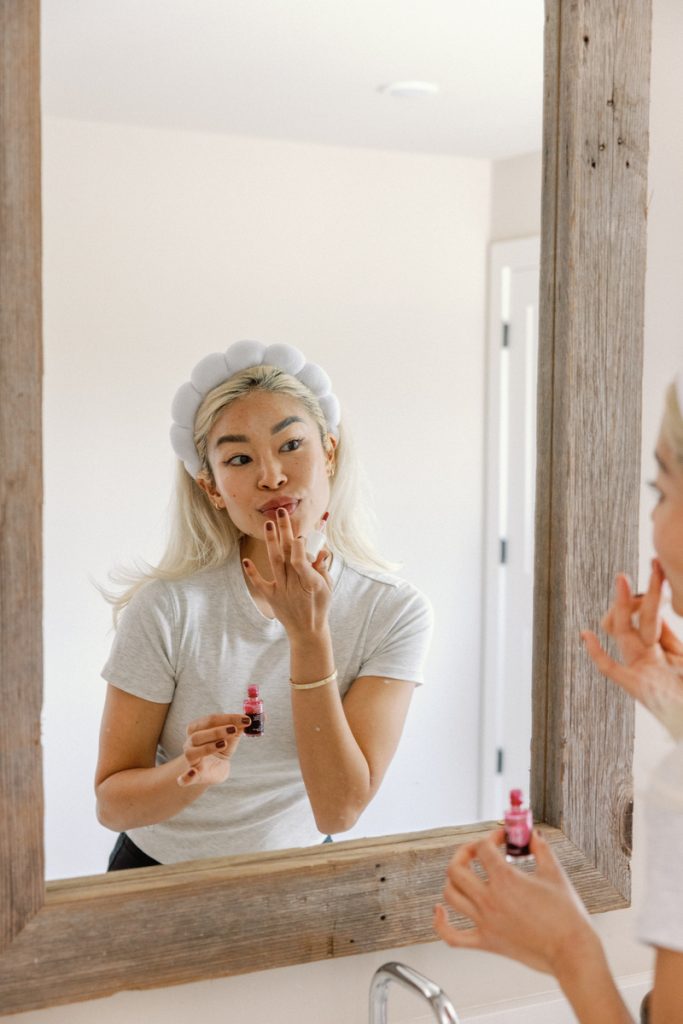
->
[170, 339, 341, 478]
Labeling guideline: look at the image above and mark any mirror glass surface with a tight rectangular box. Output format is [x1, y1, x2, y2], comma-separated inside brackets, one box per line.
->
[40, 0, 543, 879]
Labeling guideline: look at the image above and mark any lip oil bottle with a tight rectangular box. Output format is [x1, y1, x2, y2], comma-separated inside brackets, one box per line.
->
[305, 511, 329, 562]
[243, 685, 264, 737]
[504, 788, 534, 863]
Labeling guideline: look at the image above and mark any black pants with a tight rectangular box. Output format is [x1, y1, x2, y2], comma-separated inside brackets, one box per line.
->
[107, 831, 333, 871]
[107, 832, 161, 871]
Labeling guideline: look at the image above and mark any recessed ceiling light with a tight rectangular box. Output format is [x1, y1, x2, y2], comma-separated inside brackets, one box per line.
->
[378, 81, 440, 98]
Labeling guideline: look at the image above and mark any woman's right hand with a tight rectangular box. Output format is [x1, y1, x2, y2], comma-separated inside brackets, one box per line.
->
[177, 713, 251, 787]
[433, 828, 597, 976]
[434, 830, 634, 1022]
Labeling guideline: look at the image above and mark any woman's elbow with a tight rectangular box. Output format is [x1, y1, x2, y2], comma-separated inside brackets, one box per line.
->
[95, 795, 119, 832]
[94, 781, 126, 832]
[314, 797, 367, 836]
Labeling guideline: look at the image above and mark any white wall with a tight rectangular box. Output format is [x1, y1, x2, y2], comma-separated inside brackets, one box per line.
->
[19, 0, 681, 1015]
[41, 119, 491, 879]
[490, 151, 542, 241]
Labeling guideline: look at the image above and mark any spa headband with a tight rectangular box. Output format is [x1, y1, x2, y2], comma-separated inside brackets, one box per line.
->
[169, 339, 341, 478]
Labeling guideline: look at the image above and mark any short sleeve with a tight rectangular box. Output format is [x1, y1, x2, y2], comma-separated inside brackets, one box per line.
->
[358, 583, 433, 685]
[101, 581, 178, 703]
[637, 742, 683, 953]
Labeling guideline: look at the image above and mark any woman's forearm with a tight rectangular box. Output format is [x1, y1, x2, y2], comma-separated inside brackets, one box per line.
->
[96, 756, 209, 831]
[555, 936, 634, 1024]
[289, 628, 373, 834]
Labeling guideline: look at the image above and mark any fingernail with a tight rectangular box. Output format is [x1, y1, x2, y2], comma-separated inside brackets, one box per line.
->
[216, 739, 226, 749]
[242, 559, 250, 568]
[226, 725, 237, 734]
[241, 716, 251, 725]
[187, 769, 196, 778]
[266, 521, 274, 531]
[277, 507, 286, 517]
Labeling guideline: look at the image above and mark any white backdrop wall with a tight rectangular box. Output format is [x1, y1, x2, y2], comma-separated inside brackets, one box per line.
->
[490, 151, 542, 240]
[42, 117, 491, 880]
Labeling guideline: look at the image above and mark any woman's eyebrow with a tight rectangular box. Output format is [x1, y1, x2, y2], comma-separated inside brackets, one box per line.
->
[271, 415, 305, 435]
[213, 416, 305, 449]
[214, 433, 248, 447]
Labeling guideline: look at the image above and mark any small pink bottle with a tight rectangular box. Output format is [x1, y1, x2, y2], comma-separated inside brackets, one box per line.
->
[243, 685, 264, 737]
[504, 788, 533, 863]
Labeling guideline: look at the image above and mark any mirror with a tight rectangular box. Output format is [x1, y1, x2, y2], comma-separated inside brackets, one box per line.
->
[40, 0, 543, 877]
[0, 0, 650, 1013]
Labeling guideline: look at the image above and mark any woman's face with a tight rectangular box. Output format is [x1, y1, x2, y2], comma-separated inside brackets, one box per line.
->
[200, 389, 334, 547]
[651, 429, 683, 614]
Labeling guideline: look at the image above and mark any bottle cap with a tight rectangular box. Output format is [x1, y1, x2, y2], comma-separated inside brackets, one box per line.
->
[510, 788, 523, 807]
[248, 685, 260, 698]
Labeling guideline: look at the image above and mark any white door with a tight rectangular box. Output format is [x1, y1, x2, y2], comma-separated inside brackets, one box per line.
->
[479, 237, 539, 820]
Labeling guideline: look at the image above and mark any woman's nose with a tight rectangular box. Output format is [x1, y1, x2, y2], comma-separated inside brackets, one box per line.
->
[257, 456, 286, 489]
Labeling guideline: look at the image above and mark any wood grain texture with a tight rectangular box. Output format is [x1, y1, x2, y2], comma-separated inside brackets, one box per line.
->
[0, 824, 628, 1015]
[0, 0, 652, 1014]
[531, 0, 651, 897]
[0, 0, 44, 956]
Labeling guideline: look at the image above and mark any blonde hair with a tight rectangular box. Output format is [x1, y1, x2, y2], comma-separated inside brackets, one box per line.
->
[662, 380, 683, 466]
[107, 364, 392, 620]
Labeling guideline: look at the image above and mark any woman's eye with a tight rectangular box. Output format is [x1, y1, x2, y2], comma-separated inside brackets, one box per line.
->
[281, 437, 303, 453]
[225, 454, 251, 466]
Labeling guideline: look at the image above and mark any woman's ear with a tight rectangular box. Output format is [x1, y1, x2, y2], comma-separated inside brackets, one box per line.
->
[325, 435, 338, 477]
[196, 472, 225, 511]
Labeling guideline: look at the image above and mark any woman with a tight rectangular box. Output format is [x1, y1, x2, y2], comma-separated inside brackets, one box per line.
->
[434, 375, 683, 1024]
[95, 340, 432, 869]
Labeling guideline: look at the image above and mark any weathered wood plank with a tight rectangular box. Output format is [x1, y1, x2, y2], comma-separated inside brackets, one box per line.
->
[531, 0, 650, 898]
[0, 0, 44, 955]
[0, 824, 627, 1015]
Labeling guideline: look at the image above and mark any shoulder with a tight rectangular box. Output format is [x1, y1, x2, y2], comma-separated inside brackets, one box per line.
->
[335, 560, 433, 620]
[120, 560, 235, 624]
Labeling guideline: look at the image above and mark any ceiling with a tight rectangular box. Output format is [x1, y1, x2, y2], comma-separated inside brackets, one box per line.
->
[41, 0, 544, 159]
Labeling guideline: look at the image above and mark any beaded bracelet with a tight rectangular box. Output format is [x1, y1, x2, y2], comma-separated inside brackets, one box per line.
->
[290, 669, 338, 691]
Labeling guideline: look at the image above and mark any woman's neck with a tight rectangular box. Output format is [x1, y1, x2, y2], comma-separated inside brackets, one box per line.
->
[239, 535, 272, 580]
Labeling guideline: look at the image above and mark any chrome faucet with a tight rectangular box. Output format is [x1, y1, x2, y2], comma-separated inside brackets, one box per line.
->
[369, 961, 460, 1024]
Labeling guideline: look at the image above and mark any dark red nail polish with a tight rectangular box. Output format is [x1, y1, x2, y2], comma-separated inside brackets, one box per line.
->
[216, 739, 226, 748]
[226, 725, 237, 734]
[266, 521, 274, 531]
[187, 769, 196, 778]
[277, 507, 285, 517]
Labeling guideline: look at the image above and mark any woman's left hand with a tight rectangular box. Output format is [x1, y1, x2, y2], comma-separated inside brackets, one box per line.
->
[433, 828, 598, 976]
[581, 560, 683, 739]
[242, 508, 333, 637]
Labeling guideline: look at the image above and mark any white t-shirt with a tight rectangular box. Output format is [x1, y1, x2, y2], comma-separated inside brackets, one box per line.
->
[637, 740, 683, 953]
[101, 549, 433, 864]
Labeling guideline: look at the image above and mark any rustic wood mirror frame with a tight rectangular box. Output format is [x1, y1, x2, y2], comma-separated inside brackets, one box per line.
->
[0, 0, 652, 1013]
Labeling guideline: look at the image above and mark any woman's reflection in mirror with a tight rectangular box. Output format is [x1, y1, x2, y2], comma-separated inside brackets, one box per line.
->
[95, 341, 433, 869]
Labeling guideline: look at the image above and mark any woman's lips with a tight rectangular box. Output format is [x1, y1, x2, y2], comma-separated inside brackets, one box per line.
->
[259, 500, 299, 520]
